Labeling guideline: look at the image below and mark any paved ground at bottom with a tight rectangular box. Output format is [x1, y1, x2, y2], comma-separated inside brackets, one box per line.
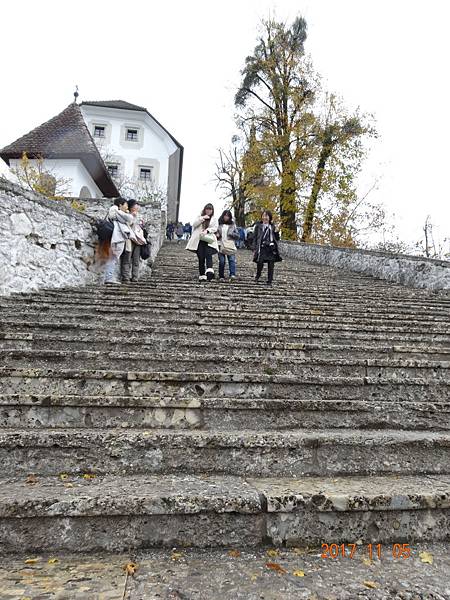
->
[0, 543, 449, 600]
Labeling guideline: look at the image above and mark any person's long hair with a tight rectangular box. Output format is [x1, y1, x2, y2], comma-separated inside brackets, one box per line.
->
[219, 209, 234, 225]
[201, 203, 214, 228]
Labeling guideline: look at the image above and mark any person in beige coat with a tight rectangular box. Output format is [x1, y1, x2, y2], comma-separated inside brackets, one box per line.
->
[186, 203, 219, 281]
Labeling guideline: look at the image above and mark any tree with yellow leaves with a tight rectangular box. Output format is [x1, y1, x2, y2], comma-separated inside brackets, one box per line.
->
[10, 152, 72, 199]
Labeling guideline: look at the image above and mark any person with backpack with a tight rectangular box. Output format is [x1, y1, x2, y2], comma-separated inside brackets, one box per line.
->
[186, 203, 219, 281]
[217, 210, 239, 282]
[176, 222, 184, 244]
[103, 198, 134, 285]
[121, 199, 146, 283]
[253, 210, 282, 286]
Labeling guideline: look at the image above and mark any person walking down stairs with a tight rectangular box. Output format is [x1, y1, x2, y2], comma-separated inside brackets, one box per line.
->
[186, 203, 219, 281]
[103, 198, 134, 285]
[253, 210, 282, 286]
[217, 210, 239, 282]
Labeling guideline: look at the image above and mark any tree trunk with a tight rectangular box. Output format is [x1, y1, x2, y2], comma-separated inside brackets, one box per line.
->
[234, 188, 246, 227]
[279, 163, 297, 240]
[301, 144, 332, 242]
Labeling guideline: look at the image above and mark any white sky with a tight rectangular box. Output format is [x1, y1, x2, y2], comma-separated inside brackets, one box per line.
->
[1, 0, 449, 246]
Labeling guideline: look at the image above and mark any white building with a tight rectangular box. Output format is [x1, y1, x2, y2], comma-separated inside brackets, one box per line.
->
[80, 100, 183, 221]
[0, 99, 183, 221]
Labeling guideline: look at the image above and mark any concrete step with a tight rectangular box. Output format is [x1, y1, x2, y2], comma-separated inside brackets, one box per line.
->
[1, 349, 449, 381]
[1, 427, 450, 478]
[1, 332, 449, 360]
[1, 394, 449, 431]
[1, 367, 448, 401]
[0, 473, 449, 552]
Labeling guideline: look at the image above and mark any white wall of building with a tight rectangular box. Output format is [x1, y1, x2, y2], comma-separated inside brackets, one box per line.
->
[7, 158, 103, 199]
[80, 105, 177, 200]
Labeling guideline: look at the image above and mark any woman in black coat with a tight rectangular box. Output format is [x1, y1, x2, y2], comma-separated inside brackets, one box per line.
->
[253, 210, 282, 286]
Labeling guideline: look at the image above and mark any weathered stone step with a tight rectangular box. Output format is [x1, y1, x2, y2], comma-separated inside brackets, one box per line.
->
[5, 295, 450, 319]
[1, 367, 448, 401]
[0, 473, 449, 552]
[1, 332, 449, 360]
[2, 350, 449, 381]
[3, 303, 449, 328]
[3, 315, 449, 338]
[1, 427, 450, 477]
[28, 285, 450, 310]
[1, 394, 449, 431]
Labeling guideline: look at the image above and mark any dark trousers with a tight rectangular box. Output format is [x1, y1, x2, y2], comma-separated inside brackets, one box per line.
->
[256, 261, 274, 283]
[196, 241, 213, 276]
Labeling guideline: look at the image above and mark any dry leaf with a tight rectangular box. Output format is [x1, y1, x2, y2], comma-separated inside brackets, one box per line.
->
[293, 570, 305, 577]
[250, 574, 258, 582]
[291, 547, 306, 556]
[24, 558, 39, 564]
[228, 549, 241, 558]
[265, 562, 287, 574]
[419, 551, 433, 564]
[363, 581, 378, 589]
[64, 483, 74, 488]
[123, 562, 138, 575]
[266, 549, 280, 557]
[362, 558, 373, 566]
[59, 473, 69, 481]
[171, 552, 183, 561]
[48, 558, 59, 564]
[82, 473, 96, 480]
[26, 474, 38, 485]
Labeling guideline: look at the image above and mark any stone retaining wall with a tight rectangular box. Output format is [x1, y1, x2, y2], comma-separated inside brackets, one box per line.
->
[1, 179, 164, 296]
[280, 241, 450, 292]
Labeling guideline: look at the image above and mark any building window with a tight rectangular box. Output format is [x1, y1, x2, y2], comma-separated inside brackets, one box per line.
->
[94, 125, 105, 138]
[107, 164, 119, 179]
[126, 128, 138, 141]
[139, 167, 153, 181]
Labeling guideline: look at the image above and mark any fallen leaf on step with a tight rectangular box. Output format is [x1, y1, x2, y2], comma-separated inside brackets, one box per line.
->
[64, 483, 74, 488]
[291, 547, 306, 556]
[266, 549, 280, 557]
[24, 558, 39, 564]
[48, 558, 59, 564]
[59, 473, 69, 481]
[82, 473, 96, 480]
[228, 549, 241, 558]
[171, 552, 183, 561]
[266, 562, 287, 574]
[123, 562, 138, 575]
[363, 580, 378, 589]
[293, 570, 305, 577]
[362, 558, 373, 566]
[250, 574, 258, 582]
[26, 474, 38, 485]
[419, 551, 433, 564]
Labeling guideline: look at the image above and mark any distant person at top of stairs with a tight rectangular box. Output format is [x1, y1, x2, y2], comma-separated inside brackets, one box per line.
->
[103, 198, 135, 285]
[121, 199, 146, 283]
[253, 210, 282, 287]
[176, 223, 185, 244]
[186, 203, 219, 281]
[217, 210, 239, 282]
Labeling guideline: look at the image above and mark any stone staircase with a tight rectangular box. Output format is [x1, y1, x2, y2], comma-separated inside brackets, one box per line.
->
[0, 243, 449, 554]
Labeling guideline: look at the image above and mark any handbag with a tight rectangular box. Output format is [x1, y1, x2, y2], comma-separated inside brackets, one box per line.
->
[221, 236, 236, 255]
[199, 232, 216, 244]
[95, 218, 114, 243]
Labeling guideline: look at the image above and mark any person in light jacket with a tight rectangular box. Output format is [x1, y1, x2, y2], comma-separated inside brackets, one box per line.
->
[253, 210, 282, 286]
[217, 210, 239, 282]
[186, 203, 219, 281]
[121, 199, 146, 283]
[104, 198, 134, 284]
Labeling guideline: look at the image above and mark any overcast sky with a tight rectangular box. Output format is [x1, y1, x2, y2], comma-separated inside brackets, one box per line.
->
[1, 0, 448, 248]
